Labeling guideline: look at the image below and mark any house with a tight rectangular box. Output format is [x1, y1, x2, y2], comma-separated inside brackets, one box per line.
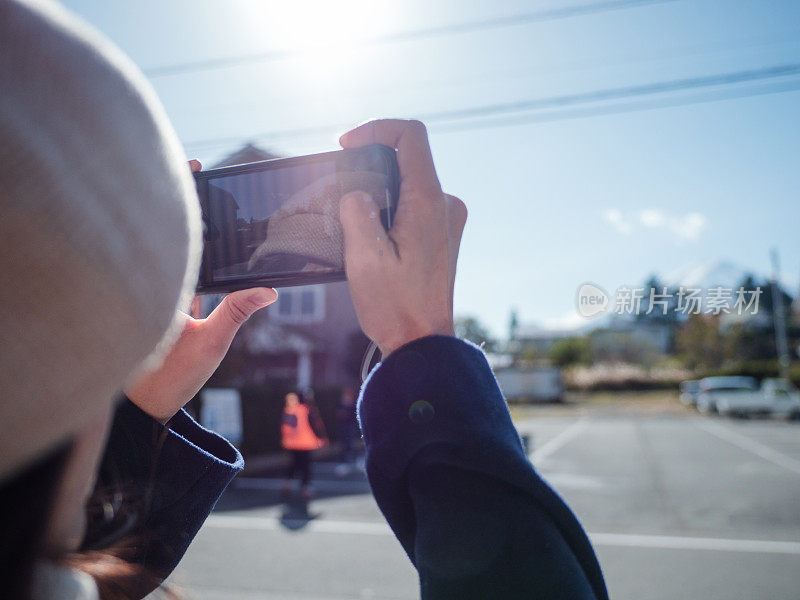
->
[509, 324, 579, 354]
[193, 144, 368, 391]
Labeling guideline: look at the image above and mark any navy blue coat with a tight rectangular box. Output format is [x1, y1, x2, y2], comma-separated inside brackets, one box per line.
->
[358, 336, 607, 599]
[102, 336, 607, 598]
[97, 398, 243, 578]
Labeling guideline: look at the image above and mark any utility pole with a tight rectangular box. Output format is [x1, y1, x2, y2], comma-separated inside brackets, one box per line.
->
[770, 249, 791, 380]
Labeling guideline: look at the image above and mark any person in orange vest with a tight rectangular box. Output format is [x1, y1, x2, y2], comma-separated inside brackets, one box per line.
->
[280, 391, 327, 500]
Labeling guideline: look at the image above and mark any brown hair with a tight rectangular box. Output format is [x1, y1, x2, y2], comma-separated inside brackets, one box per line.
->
[0, 438, 177, 600]
[63, 546, 170, 600]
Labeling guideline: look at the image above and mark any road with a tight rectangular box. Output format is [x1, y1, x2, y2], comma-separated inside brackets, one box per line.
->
[163, 405, 800, 599]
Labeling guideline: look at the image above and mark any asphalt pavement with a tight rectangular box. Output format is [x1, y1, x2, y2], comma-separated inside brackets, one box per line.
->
[162, 404, 800, 599]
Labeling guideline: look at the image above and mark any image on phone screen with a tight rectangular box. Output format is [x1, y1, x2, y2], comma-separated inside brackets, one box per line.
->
[195, 145, 398, 292]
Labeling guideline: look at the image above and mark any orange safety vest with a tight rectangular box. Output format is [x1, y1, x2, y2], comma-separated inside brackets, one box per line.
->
[281, 404, 324, 451]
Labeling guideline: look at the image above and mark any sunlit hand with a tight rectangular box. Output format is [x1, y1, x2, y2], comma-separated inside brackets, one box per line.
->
[338, 119, 467, 357]
[125, 159, 278, 423]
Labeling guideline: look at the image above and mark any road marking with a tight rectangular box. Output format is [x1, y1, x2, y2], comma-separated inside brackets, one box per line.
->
[235, 478, 371, 494]
[530, 418, 590, 463]
[695, 420, 800, 476]
[205, 515, 800, 555]
[206, 514, 391, 536]
[176, 583, 377, 600]
[589, 532, 800, 555]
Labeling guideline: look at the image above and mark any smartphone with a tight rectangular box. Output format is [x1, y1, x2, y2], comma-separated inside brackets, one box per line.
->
[194, 144, 400, 293]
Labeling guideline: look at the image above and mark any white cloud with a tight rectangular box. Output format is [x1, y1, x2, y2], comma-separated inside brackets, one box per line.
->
[670, 212, 707, 240]
[604, 208, 708, 242]
[639, 209, 665, 227]
[602, 208, 632, 235]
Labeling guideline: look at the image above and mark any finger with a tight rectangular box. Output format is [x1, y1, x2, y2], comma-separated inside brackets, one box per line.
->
[444, 194, 467, 311]
[342, 120, 446, 241]
[339, 191, 393, 273]
[203, 287, 277, 353]
[188, 159, 202, 173]
[339, 119, 441, 196]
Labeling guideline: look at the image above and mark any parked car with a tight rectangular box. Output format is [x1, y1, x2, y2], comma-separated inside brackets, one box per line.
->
[716, 378, 800, 418]
[761, 378, 800, 418]
[679, 380, 701, 406]
[696, 376, 758, 414]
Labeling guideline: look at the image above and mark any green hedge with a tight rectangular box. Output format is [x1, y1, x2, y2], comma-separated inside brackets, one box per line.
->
[565, 378, 681, 392]
[698, 360, 800, 387]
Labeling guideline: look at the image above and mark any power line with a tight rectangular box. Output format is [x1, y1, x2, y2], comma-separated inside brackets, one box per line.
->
[145, 0, 675, 78]
[182, 63, 800, 152]
[171, 28, 800, 120]
[431, 79, 800, 134]
[417, 64, 800, 122]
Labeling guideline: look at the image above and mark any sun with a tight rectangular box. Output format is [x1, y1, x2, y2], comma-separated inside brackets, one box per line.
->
[237, 0, 398, 84]
[257, 0, 392, 50]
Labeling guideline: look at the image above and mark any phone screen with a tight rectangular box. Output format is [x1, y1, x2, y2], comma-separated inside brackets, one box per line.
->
[195, 145, 398, 292]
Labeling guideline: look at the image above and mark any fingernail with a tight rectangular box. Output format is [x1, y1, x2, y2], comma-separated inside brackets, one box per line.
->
[250, 288, 277, 306]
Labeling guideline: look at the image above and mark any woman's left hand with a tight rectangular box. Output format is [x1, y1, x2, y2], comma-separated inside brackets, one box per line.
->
[124, 159, 278, 423]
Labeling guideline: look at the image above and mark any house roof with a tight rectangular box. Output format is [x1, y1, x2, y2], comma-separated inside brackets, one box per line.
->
[206, 143, 325, 356]
[212, 143, 279, 168]
[513, 325, 579, 341]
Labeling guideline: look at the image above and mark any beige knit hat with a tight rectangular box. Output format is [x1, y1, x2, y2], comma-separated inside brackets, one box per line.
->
[247, 170, 389, 273]
[0, 0, 201, 482]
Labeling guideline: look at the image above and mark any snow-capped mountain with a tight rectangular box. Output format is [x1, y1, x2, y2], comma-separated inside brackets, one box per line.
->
[529, 259, 795, 334]
[662, 259, 758, 290]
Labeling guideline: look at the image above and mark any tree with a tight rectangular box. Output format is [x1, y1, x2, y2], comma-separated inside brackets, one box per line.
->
[455, 316, 495, 350]
[737, 275, 793, 319]
[547, 337, 591, 367]
[508, 308, 519, 340]
[638, 275, 679, 325]
[675, 314, 725, 370]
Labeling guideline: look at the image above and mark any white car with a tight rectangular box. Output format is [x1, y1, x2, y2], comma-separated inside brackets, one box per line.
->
[679, 380, 701, 406]
[717, 378, 800, 418]
[761, 378, 800, 418]
[696, 376, 758, 414]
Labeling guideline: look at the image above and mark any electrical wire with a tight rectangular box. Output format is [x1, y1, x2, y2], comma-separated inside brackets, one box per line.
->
[433, 79, 800, 133]
[417, 63, 800, 123]
[182, 63, 800, 152]
[145, 0, 676, 78]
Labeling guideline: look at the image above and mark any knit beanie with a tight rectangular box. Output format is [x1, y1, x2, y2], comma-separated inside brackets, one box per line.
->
[247, 170, 389, 273]
[0, 0, 202, 481]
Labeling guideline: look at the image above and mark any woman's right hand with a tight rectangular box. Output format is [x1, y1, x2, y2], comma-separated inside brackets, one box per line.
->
[338, 119, 467, 357]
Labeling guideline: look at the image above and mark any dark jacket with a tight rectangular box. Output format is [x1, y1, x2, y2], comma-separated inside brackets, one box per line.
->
[358, 336, 607, 599]
[90, 399, 243, 579]
[97, 335, 607, 599]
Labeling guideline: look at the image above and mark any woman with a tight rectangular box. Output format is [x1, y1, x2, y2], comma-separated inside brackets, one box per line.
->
[1, 1, 608, 599]
[0, 1, 276, 597]
[280, 392, 328, 500]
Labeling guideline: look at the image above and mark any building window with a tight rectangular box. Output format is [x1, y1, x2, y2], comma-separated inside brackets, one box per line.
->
[278, 293, 293, 316]
[272, 285, 325, 323]
[300, 290, 315, 315]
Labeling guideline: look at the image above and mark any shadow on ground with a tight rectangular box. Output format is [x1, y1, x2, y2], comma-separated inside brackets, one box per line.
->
[213, 458, 372, 530]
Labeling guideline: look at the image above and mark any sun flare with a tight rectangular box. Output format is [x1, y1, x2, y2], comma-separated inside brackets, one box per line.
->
[239, 0, 398, 83]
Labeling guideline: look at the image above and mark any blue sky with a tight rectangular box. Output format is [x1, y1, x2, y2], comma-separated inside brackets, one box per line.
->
[62, 0, 800, 338]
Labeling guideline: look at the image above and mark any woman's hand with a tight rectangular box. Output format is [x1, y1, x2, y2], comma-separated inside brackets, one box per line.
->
[338, 119, 467, 357]
[125, 159, 278, 423]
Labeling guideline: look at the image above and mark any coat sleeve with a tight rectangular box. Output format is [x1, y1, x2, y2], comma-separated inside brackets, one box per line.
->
[95, 398, 243, 580]
[357, 336, 608, 600]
